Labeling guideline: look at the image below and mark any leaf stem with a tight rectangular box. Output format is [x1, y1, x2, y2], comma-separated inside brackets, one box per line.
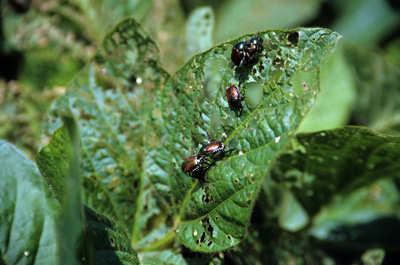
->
[175, 180, 199, 228]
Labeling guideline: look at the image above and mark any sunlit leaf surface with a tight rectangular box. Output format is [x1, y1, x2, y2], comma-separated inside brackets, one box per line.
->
[146, 28, 340, 251]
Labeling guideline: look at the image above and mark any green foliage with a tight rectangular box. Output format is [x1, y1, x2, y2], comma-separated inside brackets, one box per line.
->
[297, 48, 356, 132]
[34, 16, 339, 260]
[0, 140, 59, 264]
[39, 18, 169, 236]
[36, 125, 71, 204]
[159, 28, 339, 252]
[271, 126, 400, 216]
[2, 0, 400, 264]
[36, 118, 140, 264]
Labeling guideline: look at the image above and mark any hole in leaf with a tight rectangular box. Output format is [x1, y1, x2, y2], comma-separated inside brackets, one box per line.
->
[287, 32, 299, 46]
[202, 217, 214, 237]
[133, 180, 139, 189]
[227, 235, 232, 241]
[207, 223, 214, 238]
[272, 57, 282, 67]
[215, 216, 219, 221]
[207, 241, 213, 247]
[247, 200, 251, 205]
[129, 75, 137, 84]
[258, 60, 265, 72]
[94, 55, 104, 64]
[110, 237, 116, 247]
[200, 232, 206, 243]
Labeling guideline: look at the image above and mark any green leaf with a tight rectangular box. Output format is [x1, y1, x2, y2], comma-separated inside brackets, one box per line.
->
[36, 125, 71, 205]
[56, 117, 87, 265]
[311, 178, 400, 245]
[0, 140, 59, 264]
[297, 47, 357, 132]
[146, 28, 340, 252]
[37, 118, 139, 264]
[40, 17, 169, 238]
[270, 126, 400, 216]
[84, 205, 140, 265]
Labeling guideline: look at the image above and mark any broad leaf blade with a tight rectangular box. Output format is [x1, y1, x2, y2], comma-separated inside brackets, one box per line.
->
[39, 18, 169, 235]
[146, 28, 340, 252]
[36, 119, 139, 264]
[0, 140, 59, 264]
[270, 126, 400, 216]
[36, 125, 71, 205]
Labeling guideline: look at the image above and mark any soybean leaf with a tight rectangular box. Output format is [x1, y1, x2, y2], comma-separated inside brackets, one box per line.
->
[146, 28, 340, 252]
[0, 140, 59, 264]
[84, 205, 140, 265]
[56, 117, 90, 265]
[310, 178, 400, 251]
[39, 17, 169, 244]
[297, 47, 356, 132]
[270, 126, 400, 216]
[225, 223, 327, 265]
[36, 124, 72, 205]
[36, 118, 139, 264]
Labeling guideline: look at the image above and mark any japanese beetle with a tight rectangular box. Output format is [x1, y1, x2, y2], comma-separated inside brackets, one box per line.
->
[247, 36, 263, 62]
[231, 34, 264, 67]
[231, 41, 251, 67]
[198, 141, 225, 157]
[198, 133, 235, 158]
[181, 155, 210, 179]
[226, 85, 245, 114]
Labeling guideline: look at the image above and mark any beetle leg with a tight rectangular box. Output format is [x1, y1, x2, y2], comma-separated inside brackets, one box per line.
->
[206, 131, 211, 143]
[224, 147, 236, 154]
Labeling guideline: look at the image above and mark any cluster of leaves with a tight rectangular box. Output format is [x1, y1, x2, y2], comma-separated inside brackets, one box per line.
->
[1, 0, 400, 264]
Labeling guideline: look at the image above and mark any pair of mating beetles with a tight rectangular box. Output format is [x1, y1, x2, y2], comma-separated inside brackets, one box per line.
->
[182, 34, 264, 180]
[226, 34, 264, 115]
[181, 134, 234, 180]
